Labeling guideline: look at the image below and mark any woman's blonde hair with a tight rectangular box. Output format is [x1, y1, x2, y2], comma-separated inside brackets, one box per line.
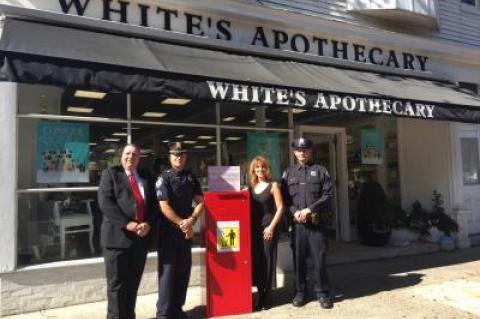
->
[248, 156, 272, 186]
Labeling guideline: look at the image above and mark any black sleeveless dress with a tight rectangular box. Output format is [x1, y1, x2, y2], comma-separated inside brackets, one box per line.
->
[250, 183, 279, 291]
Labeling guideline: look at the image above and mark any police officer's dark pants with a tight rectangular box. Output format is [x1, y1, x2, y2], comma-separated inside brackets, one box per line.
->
[104, 240, 148, 319]
[294, 223, 330, 297]
[156, 229, 192, 319]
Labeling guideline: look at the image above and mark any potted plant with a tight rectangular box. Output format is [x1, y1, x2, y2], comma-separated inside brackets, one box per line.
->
[390, 203, 422, 245]
[428, 191, 459, 250]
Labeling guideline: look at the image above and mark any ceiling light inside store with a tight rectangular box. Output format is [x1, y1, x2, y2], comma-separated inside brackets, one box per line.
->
[281, 108, 306, 114]
[74, 90, 107, 99]
[208, 142, 217, 145]
[194, 145, 207, 149]
[122, 127, 140, 130]
[112, 132, 128, 136]
[249, 119, 272, 123]
[176, 134, 185, 138]
[198, 136, 215, 140]
[222, 117, 236, 122]
[104, 149, 116, 154]
[104, 138, 121, 142]
[142, 112, 167, 118]
[140, 149, 153, 154]
[67, 106, 94, 113]
[162, 140, 170, 143]
[140, 154, 149, 158]
[225, 137, 242, 141]
[161, 98, 191, 105]
[183, 140, 197, 144]
[89, 143, 97, 146]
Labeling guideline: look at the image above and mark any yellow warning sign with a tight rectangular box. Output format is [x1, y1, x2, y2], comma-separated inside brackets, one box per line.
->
[217, 221, 240, 252]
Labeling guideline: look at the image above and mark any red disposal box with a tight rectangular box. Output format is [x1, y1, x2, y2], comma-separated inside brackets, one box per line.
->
[204, 191, 252, 318]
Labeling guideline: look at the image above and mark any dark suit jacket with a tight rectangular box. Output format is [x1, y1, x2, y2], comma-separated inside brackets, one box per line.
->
[98, 165, 158, 249]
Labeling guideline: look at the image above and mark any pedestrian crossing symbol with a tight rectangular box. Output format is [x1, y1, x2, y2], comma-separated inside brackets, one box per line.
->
[217, 221, 240, 252]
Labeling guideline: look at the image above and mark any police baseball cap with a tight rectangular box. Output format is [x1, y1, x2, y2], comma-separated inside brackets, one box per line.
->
[292, 138, 313, 149]
[168, 141, 188, 154]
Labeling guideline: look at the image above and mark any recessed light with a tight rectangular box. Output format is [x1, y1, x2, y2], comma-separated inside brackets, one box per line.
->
[225, 137, 242, 141]
[67, 106, 94, 113]
[104, 138, 121, 142]
[112, 132, 128, 136]
[161, 98, 191, 105]
[198, 136, 215, 140]
[176, 134, 185, 138]
[208, 141, 217, 145]
[249, 119, 272, 123]
[140, 149, 153, 154]
[142, 112, 167, 118]
[140, 154, 149, 158]
[103, 149, 116, 154]
[89, 143, 97, 146]
[194, 145, 207, 149]
[74, 90, 107, 99]
[222, 117, 236, 122]
[162, 140, 170, 143]
[281, 108, 307, 114]
[183, 140, 197, 144]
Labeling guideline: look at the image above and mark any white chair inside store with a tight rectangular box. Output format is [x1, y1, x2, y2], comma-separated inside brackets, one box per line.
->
[53, 199, 95, 259]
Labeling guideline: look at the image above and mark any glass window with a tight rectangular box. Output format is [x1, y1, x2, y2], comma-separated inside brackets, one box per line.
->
[18, 118, 126, 189]
[131, 124, 217, 189]
[17, 191, 101, 266]
[220, 128, 290, 187]
[220, 102, 289, 128]
[18, 84, 127, 119]
[461, 137, 480, 185]
[131, 93, 216, 125]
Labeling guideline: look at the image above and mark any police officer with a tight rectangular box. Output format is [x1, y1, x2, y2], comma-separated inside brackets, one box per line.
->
[155, 142, 204, 319]
[281, 138, 334, 309]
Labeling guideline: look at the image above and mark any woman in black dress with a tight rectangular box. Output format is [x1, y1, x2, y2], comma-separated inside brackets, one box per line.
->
[248, 156, 284, 310]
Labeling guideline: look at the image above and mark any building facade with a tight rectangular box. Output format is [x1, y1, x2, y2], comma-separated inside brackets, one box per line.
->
[1, 0, 480, 315]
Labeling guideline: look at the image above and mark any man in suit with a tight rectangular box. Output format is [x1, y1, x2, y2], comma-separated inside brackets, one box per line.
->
[98, 144, 158, 319]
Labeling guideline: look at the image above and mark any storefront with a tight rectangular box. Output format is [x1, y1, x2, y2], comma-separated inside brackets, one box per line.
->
[1, 0, 480, 315]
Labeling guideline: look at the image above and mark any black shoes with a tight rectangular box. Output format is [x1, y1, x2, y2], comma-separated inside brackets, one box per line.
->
[292, 293, 307, 307]
[318, 295, 334, 309]
[255, 291, 272, 311]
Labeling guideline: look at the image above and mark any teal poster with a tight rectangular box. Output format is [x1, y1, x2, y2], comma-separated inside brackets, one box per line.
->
[247, 132, 281, 180]
[361, 129, 383, 165]
[36, 121, 90, 183]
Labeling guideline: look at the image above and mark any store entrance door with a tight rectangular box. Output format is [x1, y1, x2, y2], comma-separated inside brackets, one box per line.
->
[298, 126, 350, 242]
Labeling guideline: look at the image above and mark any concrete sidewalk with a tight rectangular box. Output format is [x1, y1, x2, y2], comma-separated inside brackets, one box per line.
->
[3, 246, 480, 319]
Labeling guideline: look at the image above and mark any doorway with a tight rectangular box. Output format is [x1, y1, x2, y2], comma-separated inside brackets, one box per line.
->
[297, 126, 350, 242]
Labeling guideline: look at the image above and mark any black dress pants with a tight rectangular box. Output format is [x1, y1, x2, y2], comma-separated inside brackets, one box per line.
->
[104, 239, 149, 319]
[156, 229, 192, 319]
[294, 223, 330, 297]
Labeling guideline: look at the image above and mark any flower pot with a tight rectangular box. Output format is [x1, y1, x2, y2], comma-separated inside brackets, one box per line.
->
[389, 228, 418, 246]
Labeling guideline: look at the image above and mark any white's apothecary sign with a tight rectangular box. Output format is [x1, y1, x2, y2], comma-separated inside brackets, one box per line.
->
[18, 0, 430, 72]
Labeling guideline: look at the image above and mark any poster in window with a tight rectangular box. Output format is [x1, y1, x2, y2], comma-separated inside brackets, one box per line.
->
[247, 132, 281, 180]
[361, 129, 383, 165]
[36, 121, 90, 183]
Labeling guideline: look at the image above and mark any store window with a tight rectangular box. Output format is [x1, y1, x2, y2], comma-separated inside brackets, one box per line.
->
[461, 137, 480, 185]
[17, 84, 293, 266]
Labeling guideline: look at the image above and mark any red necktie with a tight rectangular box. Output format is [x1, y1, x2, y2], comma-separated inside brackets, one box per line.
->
[129, 173, 145, 222]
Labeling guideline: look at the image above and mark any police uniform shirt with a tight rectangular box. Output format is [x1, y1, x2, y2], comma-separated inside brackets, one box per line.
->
[282, 163, 333, 217]
[155, 169, 202, 219]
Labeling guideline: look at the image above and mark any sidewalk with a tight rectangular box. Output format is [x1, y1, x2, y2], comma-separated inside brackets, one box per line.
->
[3, 246, 480, 319]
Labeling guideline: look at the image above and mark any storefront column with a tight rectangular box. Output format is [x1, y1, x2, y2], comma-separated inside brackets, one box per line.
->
[0, 82, 17, 272]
